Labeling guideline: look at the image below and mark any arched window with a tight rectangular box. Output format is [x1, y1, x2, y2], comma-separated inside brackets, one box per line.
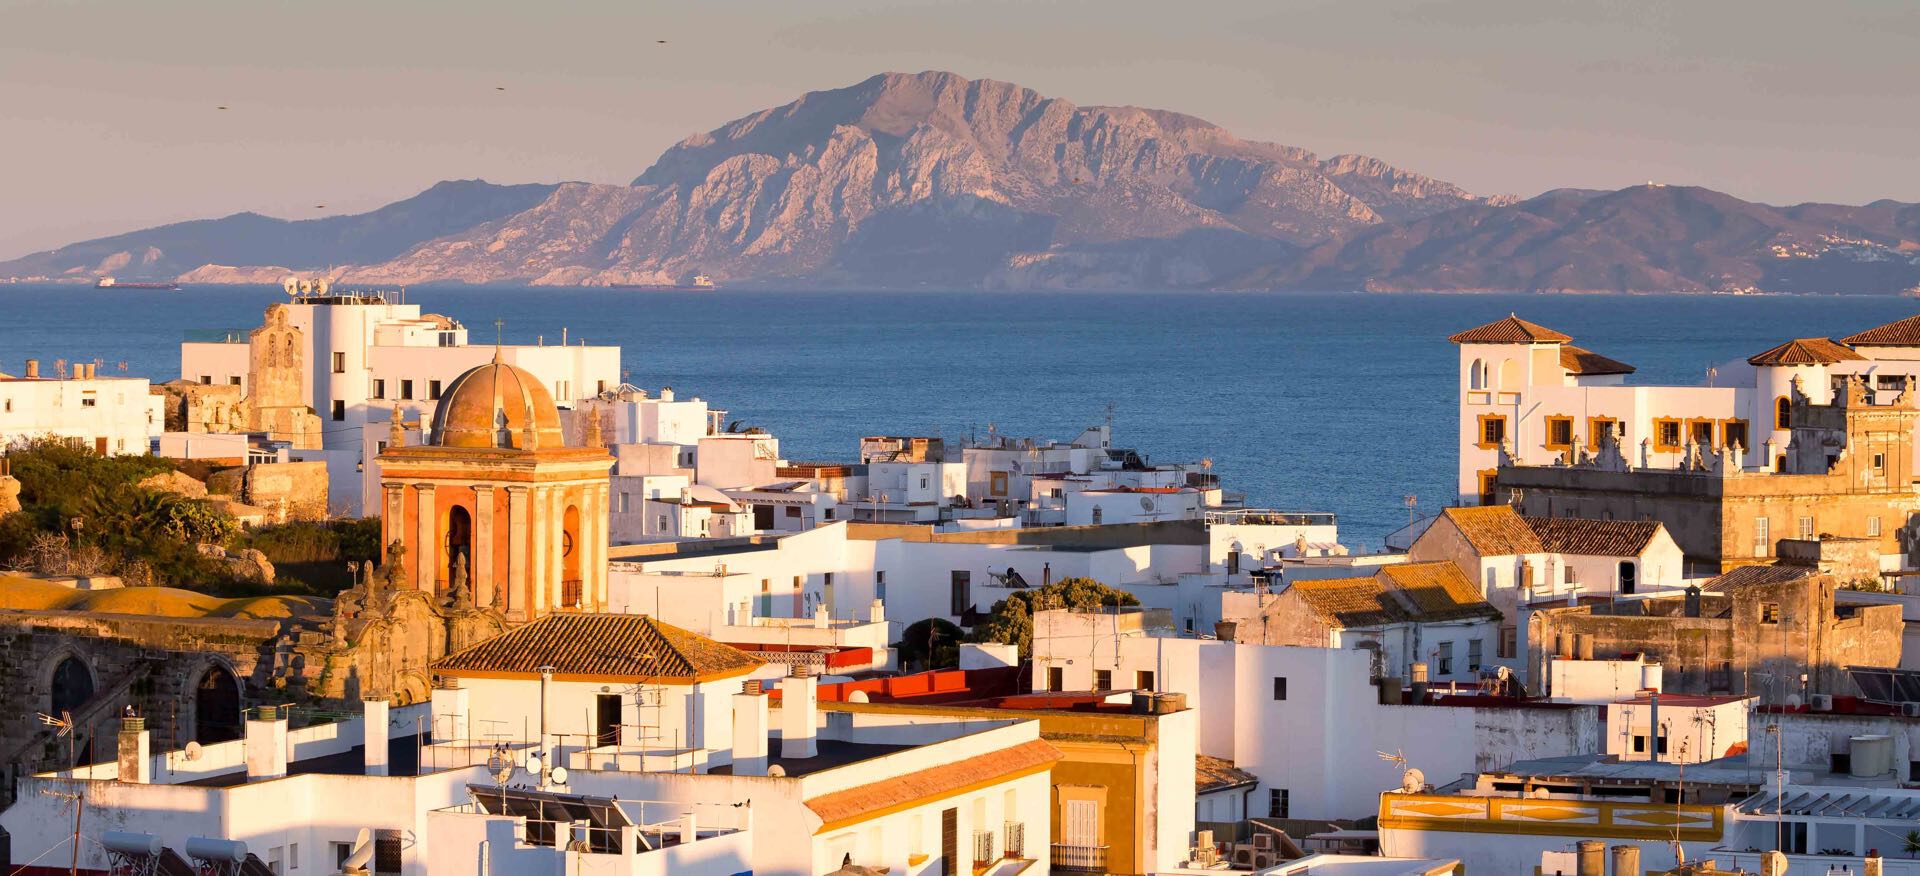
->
[443, 505, 472, 591]
[1618, 561, 1637, 596]
[561, 504, 582, 608]
[1775, 396, 1792, 431]
[194, 666, 242, 744]
[1497, 359, 1518, 391]
[50, 656, 94, 719]
[1469, 359, 1488, 390]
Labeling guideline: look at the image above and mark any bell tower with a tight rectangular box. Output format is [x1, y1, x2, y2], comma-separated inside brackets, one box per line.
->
[377, 354, 612, 621]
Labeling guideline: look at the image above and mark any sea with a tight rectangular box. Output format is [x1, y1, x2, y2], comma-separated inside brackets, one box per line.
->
[2, 284, 1915, 546]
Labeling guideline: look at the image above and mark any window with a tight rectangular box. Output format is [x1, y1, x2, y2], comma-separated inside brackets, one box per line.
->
[374, 831, 403, 875]
[1633, 735, 1646, 753]
[597, 380, 606, 394]
[617, 492, 628, 514]
[1775, 396, 1792, 431]
[331, 352, 345, 373]
[875, 571, 886, 602]
[1436, 641, 1454, 675]
[80, 393, 96, 408]
[950, 571, 971, 616]
[1047, 666, 1064, 691]
[1873, 452, 1886, 473]
[657, 515, 669, 531]
[1268, 789, 1290, 819]
[1544, 416, 1573, 451]
[1499, 625, 1516, 659]
[331, 400, 345, 421]
[1761, 602, 1780, 624]
[1136, 670, 1155, 691]
[1618, 561, 1637, 595]
[1687, 418, 1714, 448]
[199, 375, 211, 385]
[785, 506, 800, 519]
[1587, 417, 1620, 451]
[400, 380, 414, 400]
[1831, 751, 1852, 775]
[823, 508, 835, 521]
[1869, 517, 1883, 538]
[1754, 517, 1771, 557]
[332, 844, 352, 870]
[1468, 639, 1483, 672]
[919, 475, 929, 490]
[1721, 419, 1749, 453]
[429, 380, 442, 400]
[990, 471, 1009, 497]
[1798, 516, 1814, 540]
[372, 379, 385, 399]
[1469, 359, 1488, 390]
[289, 843, 298, 870]
[1272, 677, 1288, 701]
[1476, 414, 1508, 449]
[228, 376, 242, 386]
[1477, 469, 1498, 506]
[1653, 418, 1683, 452]
[1094, 670, 1112, 690]
[1091, 506, 1103, 524]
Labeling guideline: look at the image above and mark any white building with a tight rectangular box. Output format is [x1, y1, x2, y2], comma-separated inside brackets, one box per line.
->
[180, 288, 618, 514]
[1030, 609, 1601, 822]
[0, 358, 159, 456]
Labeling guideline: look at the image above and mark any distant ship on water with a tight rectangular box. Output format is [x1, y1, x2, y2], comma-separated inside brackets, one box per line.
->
[607, 273, 717, 292]
[95, 277, 180, 290]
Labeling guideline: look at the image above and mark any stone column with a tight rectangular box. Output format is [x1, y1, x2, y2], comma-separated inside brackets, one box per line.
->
[592, 483, 610, 610]
[472, 485, 495, 608]
[414, 483, 437, 591]
[382, 484, 405, 561]
[506, 486, 530, 619]
[528, 486, 548, 616]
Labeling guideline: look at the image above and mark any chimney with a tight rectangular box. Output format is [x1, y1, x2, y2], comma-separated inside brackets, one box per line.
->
[86, 363, 96, 379]
[732, 682, 769, 776]
[1608, 845, 1640, 876]
[1214, 620, 1238, 643]
[24, 358, 38, 379]
[1640, 662, 1664, 694]
[1865, 851, 1884, 876]
[813, 603, 829, 628]
[781, 667, 819, 760]
[245, 705, 289, 780]
[430, 681, 469, 743]
[362, 698, 390, 777]
[116, 715, 151, 784]
[1575, 840, 1604, 876]
[867, 598, 885, 624]
[1760, 849, 1788, 876]
[1684, 585, 1702, 618]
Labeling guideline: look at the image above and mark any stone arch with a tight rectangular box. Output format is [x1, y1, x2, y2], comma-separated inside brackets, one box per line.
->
[1469, 359, 1488, 390]
[47, 653, 95, 719]
[192, 661, 243, 745]
[1497, 358, 1518, 391]
[443, 504, 473, 591]
[393, 670, 431, 707]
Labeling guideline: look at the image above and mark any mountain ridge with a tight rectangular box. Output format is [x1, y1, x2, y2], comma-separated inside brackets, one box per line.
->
[6, 71, 1918, 294]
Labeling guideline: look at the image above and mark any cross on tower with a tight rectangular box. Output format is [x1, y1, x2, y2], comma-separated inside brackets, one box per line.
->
[493, 318, 504, 347]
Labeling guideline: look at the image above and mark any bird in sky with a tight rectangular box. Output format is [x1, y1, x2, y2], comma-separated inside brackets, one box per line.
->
[496, 86, 506, 91]
[216, 105, 228, 110]
[656, 40, 667, 44]
[315, 205, 326, 209]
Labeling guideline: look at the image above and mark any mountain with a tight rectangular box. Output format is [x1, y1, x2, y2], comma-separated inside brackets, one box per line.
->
[1236, 185, 1920, 294]
[0, 180, 559, 282]
[9, 71, 1918, 293]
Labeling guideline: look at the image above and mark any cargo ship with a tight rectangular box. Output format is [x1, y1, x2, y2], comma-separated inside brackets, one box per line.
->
[607, 273, 717, 292]
[96, 277, 181, 290]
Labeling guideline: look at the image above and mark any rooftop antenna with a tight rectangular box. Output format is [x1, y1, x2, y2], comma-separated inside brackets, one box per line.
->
[1404, 494, 1418, 525]
[493, 318, 504, 351]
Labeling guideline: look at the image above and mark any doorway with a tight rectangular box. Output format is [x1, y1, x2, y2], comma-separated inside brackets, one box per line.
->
[595, 694, 621, 747]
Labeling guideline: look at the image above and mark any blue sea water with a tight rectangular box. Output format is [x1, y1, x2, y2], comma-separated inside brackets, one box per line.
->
[1, 285, 1914, 544]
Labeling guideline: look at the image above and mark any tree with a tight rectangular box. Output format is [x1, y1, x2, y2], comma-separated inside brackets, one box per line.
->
[970, 577, 1140, 658]
[895, 618, 965, 671]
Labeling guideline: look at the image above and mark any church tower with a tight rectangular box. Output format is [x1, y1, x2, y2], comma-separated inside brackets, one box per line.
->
[377, 352, 612, 621]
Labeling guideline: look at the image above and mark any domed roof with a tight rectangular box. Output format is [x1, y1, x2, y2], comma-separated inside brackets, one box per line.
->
[430, 353, 566, 450]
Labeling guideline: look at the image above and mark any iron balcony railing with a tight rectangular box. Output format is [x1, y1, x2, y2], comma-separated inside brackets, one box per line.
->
[972, 830, 996, 865]
[1051, 843, 1107, 871]
[1004, 821, 1026, 859]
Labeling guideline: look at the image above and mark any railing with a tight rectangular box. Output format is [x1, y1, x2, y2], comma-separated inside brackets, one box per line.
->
[182, 328, 255, 344]
[1051, 844, 1107, 871]
[561, 579, 582, 608]
[1004, 821, 1026, 859]
[973, 830, 996, 865]
[1204, 509, 1337, 526]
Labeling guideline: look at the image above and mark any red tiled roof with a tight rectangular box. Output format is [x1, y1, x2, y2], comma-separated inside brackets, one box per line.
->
[1839, 314, 1920, 347]
[805, 738, 1062, 830]
[1560, 345, 1636, 376]
[1449, 315, 1572, 345]
[1441, 506, 1546, 555]
[1288, 576, 1408, 627]
[1746, 337, 1864, 366]
[1704, 564, 1817, 592]
[1378, 562, 1502, 623]
[433, 613, 763, 683]
[1524, 517, 1664, 557]
[1196, 755, 1260, 794]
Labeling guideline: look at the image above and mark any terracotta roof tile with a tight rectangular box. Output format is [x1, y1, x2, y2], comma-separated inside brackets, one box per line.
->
[1524, 517, 1665, 557]
[1288, 576, 1409, 627]
[1704, 564, 1818, 592]
[1840, 314, 1920, 347]
[1196, 755, 1259, 794]
[805, 738, 1061, 829]
[1746, 337, 1864, 366]
[1449, 315, 1573, 345]
[1378, 562, 1501, 623]
[1441, 506, 1545, 555]
[433, 613, 763, 683]
[1560, 345, 1636, 376]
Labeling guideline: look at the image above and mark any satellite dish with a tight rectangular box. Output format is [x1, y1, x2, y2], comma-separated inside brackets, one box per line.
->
[524, 751, 542, 776]
[767, 764, 787, 777]
[493, 766, 513, 785]
[315, 278, 331, 296]
[1139, 496, 1155, 512]
[282, 277, 299, 296]
[548, 766, 569, 785]
[184, 741, 203, 761]
[342, 829, 374, 871]
[1401, 768, 1425, 794]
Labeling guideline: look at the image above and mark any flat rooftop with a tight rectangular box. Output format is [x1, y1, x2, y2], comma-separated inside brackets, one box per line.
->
[706, 737, 910, 778]
[179, 739, 424, 788]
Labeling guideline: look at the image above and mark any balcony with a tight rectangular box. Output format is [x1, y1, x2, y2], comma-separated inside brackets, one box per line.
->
[973, 829, 996, 866]
[1051, 843, 1107, 872]
[1003, 821, 1026, 859]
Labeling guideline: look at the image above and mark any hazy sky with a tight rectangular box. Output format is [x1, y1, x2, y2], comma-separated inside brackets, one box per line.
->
[3, 0, 1916, 259]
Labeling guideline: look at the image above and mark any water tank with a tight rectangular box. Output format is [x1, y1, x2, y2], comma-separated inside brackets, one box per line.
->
[1378, 677, 1404, 705]
[1850, 735, 1894, 778]
[101, 832, 161, 857]
[1640, 663, 1663, 693]
[184, 837, 247, 863]
[1410, 662, 1429, 683]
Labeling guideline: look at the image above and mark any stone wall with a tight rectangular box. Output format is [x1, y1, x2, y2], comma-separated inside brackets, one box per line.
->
[150, 380, 246, 434]
[242, 460, 329, 522]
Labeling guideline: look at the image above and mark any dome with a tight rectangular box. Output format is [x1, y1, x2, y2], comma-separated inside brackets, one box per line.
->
[430, 354, 566, 450]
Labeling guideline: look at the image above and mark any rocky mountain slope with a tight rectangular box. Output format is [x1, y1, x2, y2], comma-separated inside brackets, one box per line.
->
[0, 180, 559, 283]
[8, 71, 1918, 293]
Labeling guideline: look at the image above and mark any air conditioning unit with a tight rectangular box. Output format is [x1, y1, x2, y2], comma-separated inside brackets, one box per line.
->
[1252, 834, 1273, 851]
[1902, 702, 1920, 718]
[1811, 694, 1834, 712]
[1255, 854, 1276, 869]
